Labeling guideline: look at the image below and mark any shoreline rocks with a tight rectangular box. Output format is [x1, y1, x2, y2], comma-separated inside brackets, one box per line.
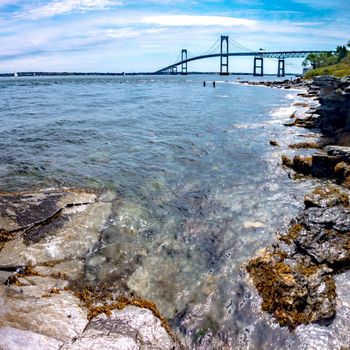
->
[0, 189, 181, 350]
[246, 75, 350, 329]
[247, 183, 350, 329]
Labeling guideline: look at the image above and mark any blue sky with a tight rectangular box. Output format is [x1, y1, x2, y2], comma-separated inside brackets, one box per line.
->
[0, 0, 349, 73]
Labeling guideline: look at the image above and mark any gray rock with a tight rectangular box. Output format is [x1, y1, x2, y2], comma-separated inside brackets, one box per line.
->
[0, 200, 111, 268]
[310, 153, 340, 178]
[61, 306, 176, 350]
[0, 327, 63, 350]
[0, 189, 182, 350]
[302, 206, 350, 232]
[292, 205, 350, 265]
[325, 145, 350, 162]
[0, 270, 13, 284]
[296, 227, 349, 264]
[0, 282, 88, 343]
[0, 190, 97, 232]
[247, 246, 336, 329]
[304, 185, 349, 209]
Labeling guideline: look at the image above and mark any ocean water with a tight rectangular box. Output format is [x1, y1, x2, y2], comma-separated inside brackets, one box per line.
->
[1, 75, 349, 349]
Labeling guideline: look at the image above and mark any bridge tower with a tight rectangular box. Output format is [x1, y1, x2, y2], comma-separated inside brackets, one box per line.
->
[277, 59, 285, 77]
[181, 49, 188, 75]
[220, 35, 229, 75]
[253, 57, 264, 76]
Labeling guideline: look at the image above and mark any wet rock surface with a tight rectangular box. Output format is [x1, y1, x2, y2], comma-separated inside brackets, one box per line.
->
[0, 189, 180, 350]
[295, 204, 350, 265]
[239, 77, 313, 91]
[61, 306, 175, 350]
[247, 246, 336, 329]
[304, 185, 349, 209]
[247, 184, 349, 329]
[247, 75, 350, 330]
[280, 77, 350, 187]
[282, 147, 350, 187]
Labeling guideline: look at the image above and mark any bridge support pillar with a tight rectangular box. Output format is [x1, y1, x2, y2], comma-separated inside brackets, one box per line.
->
[277, 59, 285, 77]
[181, 49, 187, 75]
[253, 57, 263, 76]
[220, 35, 229, 75]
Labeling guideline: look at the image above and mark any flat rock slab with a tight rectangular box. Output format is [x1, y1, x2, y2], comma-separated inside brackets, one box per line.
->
[61, 306, 175, 350]
[0, 283, 88, 343]
[0, 190, 97, 232]
[325, 146, 350, 163]
[0, 190, 111, 267]
[0, 327, 63, 350]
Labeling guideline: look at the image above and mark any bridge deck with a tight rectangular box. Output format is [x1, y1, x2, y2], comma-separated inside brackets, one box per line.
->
[155, 50, 331, 73]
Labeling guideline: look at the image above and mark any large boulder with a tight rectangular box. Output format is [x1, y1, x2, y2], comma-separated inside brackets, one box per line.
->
[294, 206, 350, 264]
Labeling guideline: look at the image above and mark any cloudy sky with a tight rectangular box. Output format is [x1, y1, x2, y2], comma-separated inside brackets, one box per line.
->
[0, 0, 349, 74]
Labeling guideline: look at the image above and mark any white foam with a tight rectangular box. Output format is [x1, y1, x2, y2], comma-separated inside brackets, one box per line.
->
[269, 105, 296, 119]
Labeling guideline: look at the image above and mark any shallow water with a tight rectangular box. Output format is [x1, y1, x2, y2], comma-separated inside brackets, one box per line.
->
[1, 75, 349, 349]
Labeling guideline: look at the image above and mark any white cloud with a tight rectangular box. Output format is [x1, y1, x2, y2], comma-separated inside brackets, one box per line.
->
[0, 7, 347, 73]
[19, 0, 122, 19]
[141, 15, 257, 27]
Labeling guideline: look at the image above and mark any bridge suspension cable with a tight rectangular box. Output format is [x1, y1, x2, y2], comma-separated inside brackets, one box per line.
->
[173, 51, 182, 65]
[154, 34, 331, 74]
[180, 38, 221, 62]
[229, 38, 255, 53]
[229, 37, 302, 72]
[200, 38, 220, 56]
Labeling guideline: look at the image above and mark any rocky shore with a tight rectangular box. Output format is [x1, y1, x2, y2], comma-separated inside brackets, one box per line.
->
[0, 189, 182, 349]
[1, 76, 349, 349]
[245, 75, 350, 330]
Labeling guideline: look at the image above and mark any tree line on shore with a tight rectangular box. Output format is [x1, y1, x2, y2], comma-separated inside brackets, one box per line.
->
[302, 40, 350, 78]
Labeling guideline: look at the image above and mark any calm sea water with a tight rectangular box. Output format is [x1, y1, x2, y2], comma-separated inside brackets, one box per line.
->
[1, 75, 349, 349]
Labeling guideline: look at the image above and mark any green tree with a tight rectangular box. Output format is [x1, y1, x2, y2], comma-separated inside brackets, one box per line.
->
[335, 45, 347, 62]
[302, 52, 336, 68]
[302, 53, 318, 68]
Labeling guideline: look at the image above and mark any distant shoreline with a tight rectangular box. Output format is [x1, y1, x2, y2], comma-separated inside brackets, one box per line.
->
[0, 71, 297, 78]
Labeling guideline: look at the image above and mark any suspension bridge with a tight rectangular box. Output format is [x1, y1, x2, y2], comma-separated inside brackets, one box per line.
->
[154, 35, 331, 76]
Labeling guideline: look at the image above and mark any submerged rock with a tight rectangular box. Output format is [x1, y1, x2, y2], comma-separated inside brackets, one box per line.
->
[269, 140, 280, 147]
